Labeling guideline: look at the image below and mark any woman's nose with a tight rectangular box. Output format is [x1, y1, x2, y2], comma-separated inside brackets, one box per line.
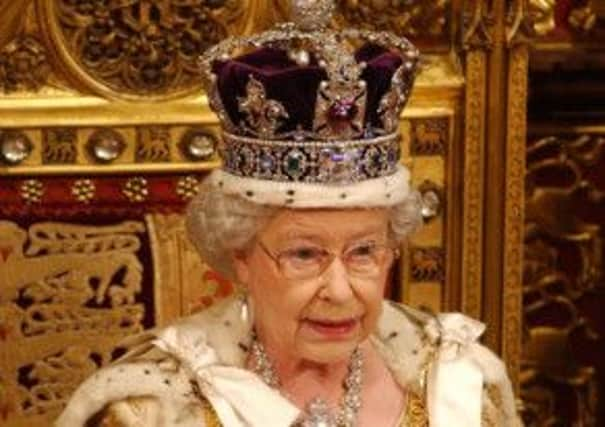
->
[319, 257, 354, 303]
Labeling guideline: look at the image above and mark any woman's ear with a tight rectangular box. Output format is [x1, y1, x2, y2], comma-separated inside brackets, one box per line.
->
[231, 249, 251, 286]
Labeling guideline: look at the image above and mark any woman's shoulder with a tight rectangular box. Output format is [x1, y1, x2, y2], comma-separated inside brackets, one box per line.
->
[378, 301, 513, 382]
[378, 301, 522, 426]
[55, 329, 211, 427]
[56, 298, 251, 427]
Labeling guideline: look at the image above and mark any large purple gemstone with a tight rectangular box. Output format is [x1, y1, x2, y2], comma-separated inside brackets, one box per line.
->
[328, 99, 358, 123]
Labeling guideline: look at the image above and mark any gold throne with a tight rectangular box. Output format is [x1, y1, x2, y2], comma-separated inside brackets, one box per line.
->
[0, 1, 531, 425]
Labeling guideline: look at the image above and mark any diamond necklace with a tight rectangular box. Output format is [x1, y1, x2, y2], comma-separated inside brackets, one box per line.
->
[250, 337, 363, 427]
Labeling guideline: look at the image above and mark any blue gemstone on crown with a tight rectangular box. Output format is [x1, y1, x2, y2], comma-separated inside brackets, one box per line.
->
[260, 153, 276, 171]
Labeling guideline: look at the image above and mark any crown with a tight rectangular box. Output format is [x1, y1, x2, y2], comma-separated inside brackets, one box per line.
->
[198, 0, 419, 186]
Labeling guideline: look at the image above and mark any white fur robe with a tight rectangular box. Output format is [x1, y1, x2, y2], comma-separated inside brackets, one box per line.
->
[56, 298, 522, 427]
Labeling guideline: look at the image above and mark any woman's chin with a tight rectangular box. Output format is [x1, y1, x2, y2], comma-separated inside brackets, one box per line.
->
[296, 339, 360, 365]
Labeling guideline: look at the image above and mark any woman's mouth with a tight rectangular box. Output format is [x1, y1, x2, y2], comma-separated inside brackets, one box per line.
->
[304, 317, 360, 338]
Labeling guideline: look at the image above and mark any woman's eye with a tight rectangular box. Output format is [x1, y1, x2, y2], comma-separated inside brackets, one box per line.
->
[285, 247, 323, 261]
[349, 244, 374, 257]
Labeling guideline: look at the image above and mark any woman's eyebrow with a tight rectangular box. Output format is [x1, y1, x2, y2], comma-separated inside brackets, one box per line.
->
[277, 229, 326, 243]
[274, 226, 385, 244]
[347, 227, 386, 241]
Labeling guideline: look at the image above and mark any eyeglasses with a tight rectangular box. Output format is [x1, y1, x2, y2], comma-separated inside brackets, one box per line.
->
[258, 239, 399, 281]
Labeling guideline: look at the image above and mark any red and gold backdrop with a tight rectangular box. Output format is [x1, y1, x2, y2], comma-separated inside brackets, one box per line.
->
[1, 0, 602, 426]
[0, 2, 465, 425]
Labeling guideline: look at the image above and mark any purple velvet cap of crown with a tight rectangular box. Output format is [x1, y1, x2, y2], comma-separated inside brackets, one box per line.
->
[212, 44, 404, 136]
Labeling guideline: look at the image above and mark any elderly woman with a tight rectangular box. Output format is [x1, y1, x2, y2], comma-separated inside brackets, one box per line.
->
[57, 2, 520, 426]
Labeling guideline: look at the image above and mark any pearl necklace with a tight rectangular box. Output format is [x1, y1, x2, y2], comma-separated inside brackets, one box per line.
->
[250, 338, 363, 427]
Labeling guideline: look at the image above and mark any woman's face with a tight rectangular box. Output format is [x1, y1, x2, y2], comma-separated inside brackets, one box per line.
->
[234, 208, 395, 364]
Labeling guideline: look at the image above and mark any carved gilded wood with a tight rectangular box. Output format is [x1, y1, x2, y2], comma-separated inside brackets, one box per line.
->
[520, 1, 605, 423]
[521, 129, 605, 425]
[269, 0, 453, 46]
[0, 221, 148, 423]
[0, 1, 537, 425]
[530, 0, 605, 38]
[37, 0, 251, 100]
[503, 42, 529, 396]
[458, 4, 528, 392]
[146, 213, 235, 325]
[333, 0, 451, 46]
[460, 0, 492, 320]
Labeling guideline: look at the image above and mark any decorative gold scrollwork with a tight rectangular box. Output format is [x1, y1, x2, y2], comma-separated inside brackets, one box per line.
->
[568, 3, 598, 33]
[410, 247, 445, 283]
[334, 0, 449, 40]
[461, 49, 486, 319]
[38, 0, 248, 99]
[0, 0, 35, 49]
[462, 0, 494, 51]
[410, 118, 448, 156]
[507, 0, 534, 46]
[43, 128, 77, 164]
[0, 35, 50, 93]
[137, 127, 171, 162]
[0, 220, 147, 422]
[522, 133, 605, 425]
[529, 0, 604, 37]
[146, 213, 235, 324]
[528, 0, 556, 36]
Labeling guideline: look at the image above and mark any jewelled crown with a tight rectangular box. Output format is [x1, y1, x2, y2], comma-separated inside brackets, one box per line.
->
[198, 0, 419, 185]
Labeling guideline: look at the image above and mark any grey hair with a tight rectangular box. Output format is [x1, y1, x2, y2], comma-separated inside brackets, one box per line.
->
[185, 181, 423, 282]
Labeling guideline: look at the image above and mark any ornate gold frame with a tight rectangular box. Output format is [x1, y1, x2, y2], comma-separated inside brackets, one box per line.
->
[0, 2, 532, 424]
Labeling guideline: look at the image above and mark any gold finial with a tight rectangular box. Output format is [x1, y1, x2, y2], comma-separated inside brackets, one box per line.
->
[290, 0, 335, 31]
